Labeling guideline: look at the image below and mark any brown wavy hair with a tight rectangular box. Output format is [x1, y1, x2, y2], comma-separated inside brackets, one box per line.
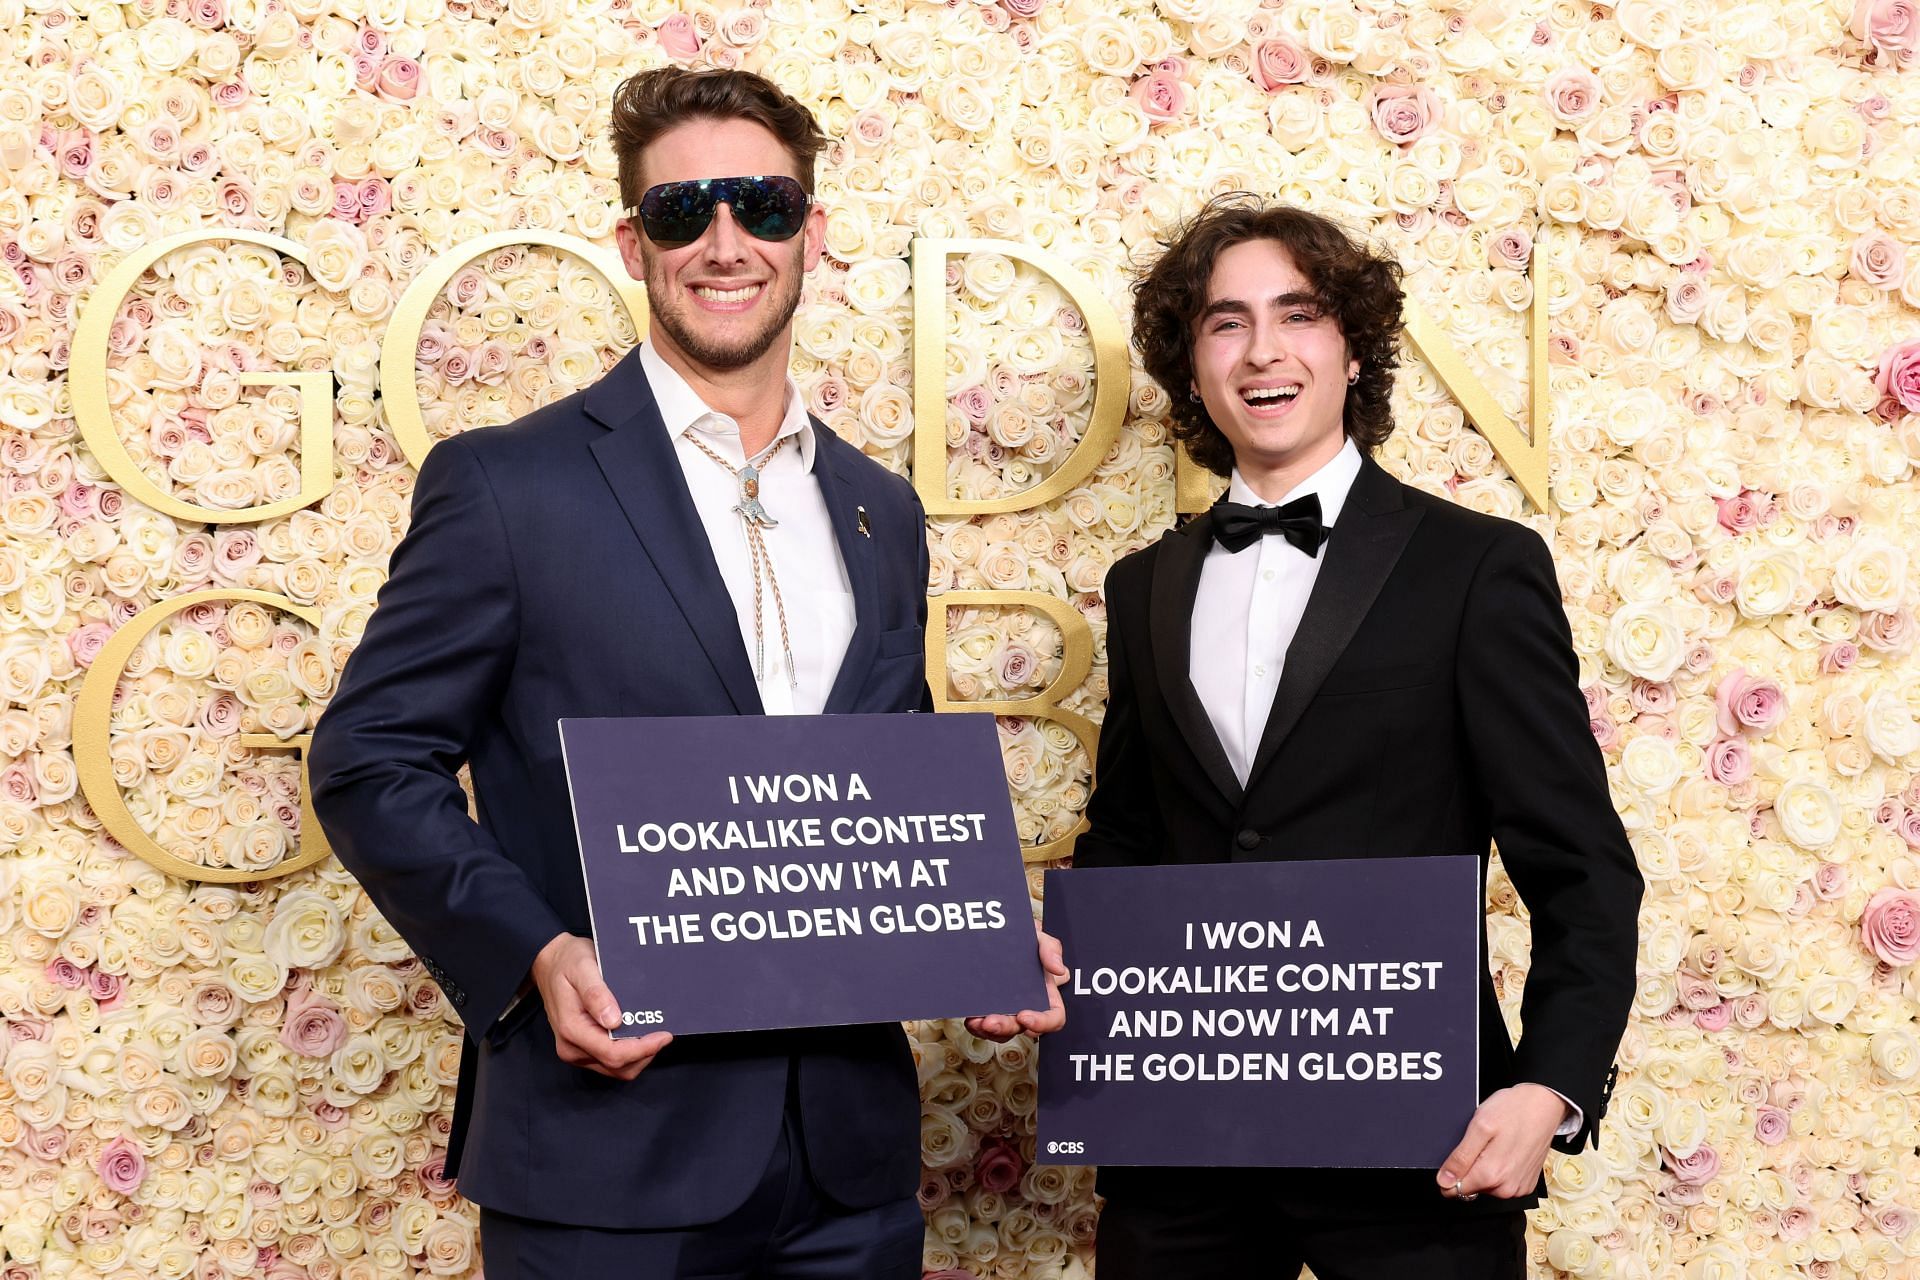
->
[609, 68, 827, 210]
[1132, 195, 1406, 477]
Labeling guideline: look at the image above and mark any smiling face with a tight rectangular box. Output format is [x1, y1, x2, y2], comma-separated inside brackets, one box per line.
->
[614, 116, 825, 377]
[1190, 237, 1359, 496]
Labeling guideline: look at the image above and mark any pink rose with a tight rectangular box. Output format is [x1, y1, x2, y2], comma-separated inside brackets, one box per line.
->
[1487, 228, 1531, 271]
[1714, 490, 1769, 533]
[1818, 641, 1858, 674]
[1863, 887, 1920, 965]
[1665, 1143, 1720, 1185]
[1252, 37, 1310, 90]
[1369, 84, 1439, 145]
[1861, 609, 1915, 653]
[331, 180, 363, 223]
[1002, 0, 1044, 16]
[1851, 232, 1906, 290]
[1714, 671, 1786, 736]
[67, 622, 112, 668]
[280, 992, 348, 1058]
[357, 177, 392, 220]
[1543, 68, 1603, 127]
[45, 958, 86, 989]
[953, 385, 992, 426]
[377, 56, 422, 102]
[658, 14, 702, 58]
[1705, 738, 1752, 786]
[1814, 861, 1850, 900]
[356, 24, 387, 57]
[1693, 1001, 1732, 1032]
[351, 52, 381, 92]
[975, 1139, 1025, 1194]
[1666, 276, 1709, 323]
[1754, 1106, 1789, 1145]
[99, 1137, 146, 1194]
[1129, 72, 1187, 122]
[1873, 339, 1920, 415]
[1852, 0, 1920, 58]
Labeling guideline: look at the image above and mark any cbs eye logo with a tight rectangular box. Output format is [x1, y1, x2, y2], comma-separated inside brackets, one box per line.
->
[621, 1010, 666, 1027]
[1045, 1140, 1086, 1155]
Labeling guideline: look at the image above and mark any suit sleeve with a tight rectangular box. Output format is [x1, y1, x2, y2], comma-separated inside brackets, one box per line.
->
[1457, 525, 1642, 1151]
[308, 437, 568, 1046]
[1071, 556, 1167, 869]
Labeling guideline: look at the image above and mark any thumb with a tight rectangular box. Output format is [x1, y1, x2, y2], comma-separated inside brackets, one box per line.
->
[572, 969, 621, 1030]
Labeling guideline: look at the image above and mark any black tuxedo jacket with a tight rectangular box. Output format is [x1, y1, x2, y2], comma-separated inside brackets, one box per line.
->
[1075, 456, 1641, 1217]
[308, 349, 929, 1229]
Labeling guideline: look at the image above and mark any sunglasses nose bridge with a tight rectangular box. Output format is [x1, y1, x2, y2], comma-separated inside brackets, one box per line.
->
[701, 199, 752, 258]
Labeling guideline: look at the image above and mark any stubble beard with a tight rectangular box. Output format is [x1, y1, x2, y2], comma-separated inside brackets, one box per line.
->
[644, 240, 806, 372]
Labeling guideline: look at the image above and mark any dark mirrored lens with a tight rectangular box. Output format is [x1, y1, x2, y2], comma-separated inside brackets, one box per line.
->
[638, 176, 808, 248]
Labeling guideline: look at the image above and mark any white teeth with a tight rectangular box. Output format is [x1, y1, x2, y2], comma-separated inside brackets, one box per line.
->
[1242, 386, 1300, 402]
[695, 285, 758, 302]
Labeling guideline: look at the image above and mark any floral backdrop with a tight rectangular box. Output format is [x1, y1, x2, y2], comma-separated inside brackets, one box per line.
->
[4, 0, 1920, 1276]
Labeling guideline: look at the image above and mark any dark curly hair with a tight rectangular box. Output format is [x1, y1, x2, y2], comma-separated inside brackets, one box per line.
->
[609, 67, 827, 211]
[1132, 195, 1406, 477]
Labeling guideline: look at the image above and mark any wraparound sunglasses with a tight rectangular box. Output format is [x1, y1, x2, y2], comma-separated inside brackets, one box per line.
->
[623, 175, 812, 249]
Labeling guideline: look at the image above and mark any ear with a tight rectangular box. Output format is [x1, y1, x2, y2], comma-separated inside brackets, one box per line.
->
[614, 218, 647, 284]
[801, 198, 827, 273]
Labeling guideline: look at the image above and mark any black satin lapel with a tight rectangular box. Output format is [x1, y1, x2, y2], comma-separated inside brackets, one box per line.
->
[1244, 499, 1422, 789]
[587, 376, 762, 715]
[1150, 522, 1243, 805]
[815, 430, 883, 714]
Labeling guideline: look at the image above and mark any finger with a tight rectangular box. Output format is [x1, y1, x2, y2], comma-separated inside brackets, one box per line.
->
[965, 1015, 1018, 1042]
[589, 1030, 672, 1072]
[569, 969, 622, 1031]
[1437, 1121, 1495, 1192]
[1037, 929, 1068, 977]
[1017, 976, 1069, 1034]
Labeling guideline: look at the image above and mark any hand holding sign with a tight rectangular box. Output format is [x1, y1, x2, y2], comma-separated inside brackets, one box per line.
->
[531, 932, 673, 1079]
[1437, 1082, 1569, 1200]
[966, 919, 1069, 1042]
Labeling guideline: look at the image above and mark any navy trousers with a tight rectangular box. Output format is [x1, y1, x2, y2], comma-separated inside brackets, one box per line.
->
[479, 1083, 923, 1279]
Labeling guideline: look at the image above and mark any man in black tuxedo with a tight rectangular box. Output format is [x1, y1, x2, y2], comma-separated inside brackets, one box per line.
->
[310, 68, 1062, 1279]
[1075, 197, 1641, 1277]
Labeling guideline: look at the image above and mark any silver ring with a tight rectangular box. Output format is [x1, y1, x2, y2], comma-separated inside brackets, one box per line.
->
[1459, 1191, 1478, 1202]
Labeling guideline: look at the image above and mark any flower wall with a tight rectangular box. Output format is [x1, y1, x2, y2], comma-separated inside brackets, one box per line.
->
[4, 0, 1920, 1277]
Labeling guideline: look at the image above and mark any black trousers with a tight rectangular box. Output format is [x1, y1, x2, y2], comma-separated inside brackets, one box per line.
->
[1096, 1169, 1527, 1280]
[479, 1083, 922, 1280]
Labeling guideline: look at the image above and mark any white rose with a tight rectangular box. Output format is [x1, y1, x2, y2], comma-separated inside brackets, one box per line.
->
[1832, 538, 1909, 614]
[1773, 778, 1839, 851]
[1619, 735, 1684, 797]
[1605, 603, 1686, 680]
[263, 890, 347, 969]
[1863, 689, 1920, 762]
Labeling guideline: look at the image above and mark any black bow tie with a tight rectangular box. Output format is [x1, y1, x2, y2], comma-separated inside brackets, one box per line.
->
[1208, 494, 1330, 556]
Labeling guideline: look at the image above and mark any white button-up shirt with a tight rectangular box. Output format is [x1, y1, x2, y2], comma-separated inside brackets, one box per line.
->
[1190, 440, 1362, 786]
[640, 340, 854, 715]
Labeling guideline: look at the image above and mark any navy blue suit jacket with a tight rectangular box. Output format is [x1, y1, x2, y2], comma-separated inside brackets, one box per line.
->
[308, 349, 930, 1229]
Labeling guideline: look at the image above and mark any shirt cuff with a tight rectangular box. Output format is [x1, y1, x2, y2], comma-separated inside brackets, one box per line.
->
[1544, 1086, 1583, 1137]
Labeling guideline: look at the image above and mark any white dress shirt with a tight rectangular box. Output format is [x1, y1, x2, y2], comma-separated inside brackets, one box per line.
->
[1187, 438, 1582, 1138]
[640, 340, 855, 715]
[1190, 439, 1363, 786]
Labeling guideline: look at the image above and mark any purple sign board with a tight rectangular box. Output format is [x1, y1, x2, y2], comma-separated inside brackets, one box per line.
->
[559, 713, 1048, 1037]
[1037, 856, 1480, 1168]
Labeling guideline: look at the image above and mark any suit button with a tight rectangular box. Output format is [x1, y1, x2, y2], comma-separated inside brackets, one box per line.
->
[1235, 829, 1261, 851]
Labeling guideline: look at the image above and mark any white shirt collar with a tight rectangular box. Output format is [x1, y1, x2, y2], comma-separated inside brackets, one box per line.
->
[638, 339, 815, 472]
[1226, 438, 1363, 527]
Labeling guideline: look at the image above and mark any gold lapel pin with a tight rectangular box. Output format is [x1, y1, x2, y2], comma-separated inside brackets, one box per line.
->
[856, 506, 871, 537]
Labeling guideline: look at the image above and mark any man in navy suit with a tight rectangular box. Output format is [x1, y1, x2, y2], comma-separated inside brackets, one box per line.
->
[310, 67, 1062, 1277]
